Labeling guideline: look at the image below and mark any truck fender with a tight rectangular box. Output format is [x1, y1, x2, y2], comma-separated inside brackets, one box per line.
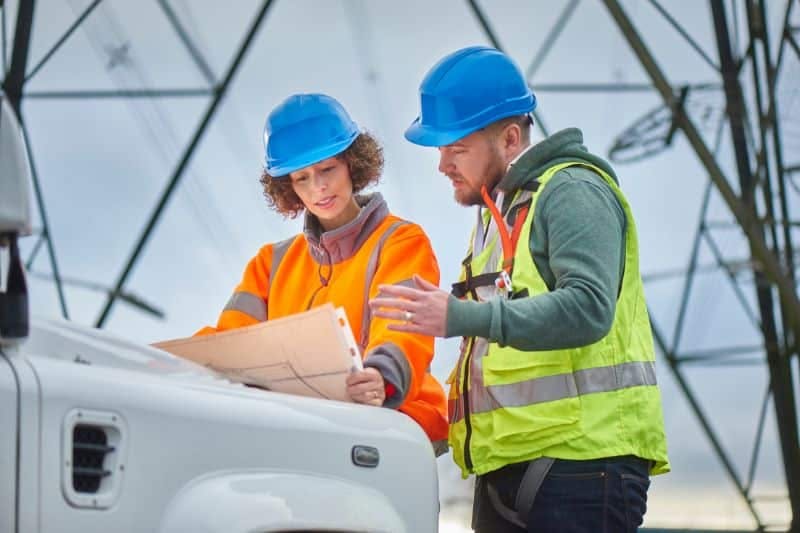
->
[158, 469, 406, 533]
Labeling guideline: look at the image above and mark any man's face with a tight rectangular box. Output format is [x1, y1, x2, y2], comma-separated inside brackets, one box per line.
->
[437, 130, 507, 206]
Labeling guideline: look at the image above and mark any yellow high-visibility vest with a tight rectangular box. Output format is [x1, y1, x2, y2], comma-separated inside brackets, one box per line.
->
[448, 162, 670, 477]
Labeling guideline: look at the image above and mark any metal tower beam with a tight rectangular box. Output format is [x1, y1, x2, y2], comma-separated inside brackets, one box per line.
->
[713, 2, 800, 526]
[24, 0, 103, 83]
[604, 0, 800, 529]
[95, 0, 277, 328]
[601, 0, 800, 367]
[2, 0, 70, 320]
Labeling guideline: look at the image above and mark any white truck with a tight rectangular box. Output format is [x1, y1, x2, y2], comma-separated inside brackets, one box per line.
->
[0, 93, 440, 533]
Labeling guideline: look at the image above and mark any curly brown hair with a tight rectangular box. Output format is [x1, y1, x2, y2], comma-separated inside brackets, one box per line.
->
[260, 132, 384, 218]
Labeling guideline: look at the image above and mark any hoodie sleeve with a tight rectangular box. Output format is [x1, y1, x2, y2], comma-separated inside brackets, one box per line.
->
[446, 167, 626, 350]
[194, 244, 274, 336]
[362, 224, 440, 408]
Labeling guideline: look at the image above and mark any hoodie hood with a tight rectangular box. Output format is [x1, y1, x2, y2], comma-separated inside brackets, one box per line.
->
[499, 128, 619, 193]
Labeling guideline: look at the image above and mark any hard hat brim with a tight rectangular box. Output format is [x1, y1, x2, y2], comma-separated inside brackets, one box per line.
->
[404, 118, 479, 147]
[266, 131, 358, 178]
[404, 91, 536, 147]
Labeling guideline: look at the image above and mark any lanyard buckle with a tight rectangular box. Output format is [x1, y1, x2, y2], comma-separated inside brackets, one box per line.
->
[495, 270, 512, 295]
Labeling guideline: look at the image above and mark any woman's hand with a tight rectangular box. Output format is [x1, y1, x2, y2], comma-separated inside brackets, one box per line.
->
[347, 367, 386, 406]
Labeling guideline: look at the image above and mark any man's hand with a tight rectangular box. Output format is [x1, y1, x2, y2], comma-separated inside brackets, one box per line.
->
[347, 367, 386, 406]
[369, 274, 449, 338]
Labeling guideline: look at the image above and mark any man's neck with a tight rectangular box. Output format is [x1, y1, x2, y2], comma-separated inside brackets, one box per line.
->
[506, 142, 533, 172]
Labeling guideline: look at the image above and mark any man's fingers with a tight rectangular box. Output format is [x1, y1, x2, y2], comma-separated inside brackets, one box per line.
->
[375, 284, 422, 299]
[413, 274, 439, 291]
[370, 308, 392, 319]
[371, 308, 409, 322]
[370, 296, 421, 312]
[386, 322, 430, 335]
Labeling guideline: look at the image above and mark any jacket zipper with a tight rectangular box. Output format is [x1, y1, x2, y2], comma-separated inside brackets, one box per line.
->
[461, 201, 521, 471]
[462, 339, 474, 472]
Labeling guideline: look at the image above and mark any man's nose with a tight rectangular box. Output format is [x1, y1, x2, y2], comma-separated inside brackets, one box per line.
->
[438, 151, 453, 175]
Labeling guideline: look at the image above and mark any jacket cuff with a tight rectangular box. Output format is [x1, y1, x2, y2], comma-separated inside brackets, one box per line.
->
[364, 342, 410, 409]
[445, 295, 492, 339]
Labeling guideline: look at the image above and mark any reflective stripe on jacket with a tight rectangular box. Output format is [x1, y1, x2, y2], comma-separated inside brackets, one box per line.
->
[197, 193, 448, 442]
[449, 162, 670, 476]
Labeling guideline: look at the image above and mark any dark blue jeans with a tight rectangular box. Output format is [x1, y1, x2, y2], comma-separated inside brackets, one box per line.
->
[472, 456, 651, 533]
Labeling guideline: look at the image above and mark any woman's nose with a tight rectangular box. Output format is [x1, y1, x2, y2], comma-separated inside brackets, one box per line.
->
[312, 173, 328, 190]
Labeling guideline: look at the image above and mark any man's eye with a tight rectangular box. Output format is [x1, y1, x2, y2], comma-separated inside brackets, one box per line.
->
[322, 166, 335, 173]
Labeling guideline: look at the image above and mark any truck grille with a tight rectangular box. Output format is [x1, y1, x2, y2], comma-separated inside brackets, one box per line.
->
[72, 425, 114, 493]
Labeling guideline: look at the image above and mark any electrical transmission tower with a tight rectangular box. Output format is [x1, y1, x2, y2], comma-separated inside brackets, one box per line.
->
[3, 0, 798, 530]
[602, 1, 798, 530]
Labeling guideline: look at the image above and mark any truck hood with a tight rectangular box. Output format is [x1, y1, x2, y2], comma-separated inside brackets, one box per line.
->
[8, 318, 440, 533]
[22, 317, 223, 382]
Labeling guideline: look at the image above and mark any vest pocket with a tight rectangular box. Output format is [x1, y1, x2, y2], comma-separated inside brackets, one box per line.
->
[482, 346, 573, 385]
[477, 396, 582, 460]
[480, 347, 581, 450]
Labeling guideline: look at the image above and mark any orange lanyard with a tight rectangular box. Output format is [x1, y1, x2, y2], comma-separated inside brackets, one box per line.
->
[479, 185, 529, 276]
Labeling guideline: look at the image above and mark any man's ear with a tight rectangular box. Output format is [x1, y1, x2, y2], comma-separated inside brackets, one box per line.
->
[501, 123, 523, 156]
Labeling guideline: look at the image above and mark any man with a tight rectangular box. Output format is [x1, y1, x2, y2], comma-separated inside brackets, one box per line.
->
[370, 46, 669, 532]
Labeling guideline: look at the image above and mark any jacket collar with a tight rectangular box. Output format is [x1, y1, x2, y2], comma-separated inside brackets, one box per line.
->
[498, 127, 619, 192]
[303, 192, 390, 264]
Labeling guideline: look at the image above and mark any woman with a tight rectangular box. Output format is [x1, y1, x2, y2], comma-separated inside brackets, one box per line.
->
[197, 93, 448, 445]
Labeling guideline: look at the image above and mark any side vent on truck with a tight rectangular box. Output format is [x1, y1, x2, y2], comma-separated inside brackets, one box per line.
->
[62, 409, 127, 509]
[72, 424, 113, 493]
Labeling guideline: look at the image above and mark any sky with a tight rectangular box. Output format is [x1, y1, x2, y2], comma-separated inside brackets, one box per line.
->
[4, 0, 799, 529]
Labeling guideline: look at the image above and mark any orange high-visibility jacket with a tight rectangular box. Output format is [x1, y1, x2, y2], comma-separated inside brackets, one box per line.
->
[197, 193, 448, 442]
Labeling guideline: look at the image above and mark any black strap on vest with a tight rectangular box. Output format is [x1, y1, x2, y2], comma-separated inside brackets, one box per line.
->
[451, 272, 500, 299]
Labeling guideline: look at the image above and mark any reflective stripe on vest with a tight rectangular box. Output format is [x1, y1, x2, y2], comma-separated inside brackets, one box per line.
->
[270, 236, 295, 279]
[448, 360, 657, 423]
[359, 220, 408, 349]
[223, 291, 267, 321]
[223, 236, 296, 322]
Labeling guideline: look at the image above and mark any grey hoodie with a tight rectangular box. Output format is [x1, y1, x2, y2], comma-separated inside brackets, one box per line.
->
[445, 128, 628, 350]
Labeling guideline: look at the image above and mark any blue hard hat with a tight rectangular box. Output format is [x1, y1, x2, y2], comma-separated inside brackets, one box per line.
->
[264, 93, 359, 177]
[405, 46, 536, 147]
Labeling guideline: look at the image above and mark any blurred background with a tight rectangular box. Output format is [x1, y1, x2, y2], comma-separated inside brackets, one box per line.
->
[2, 0, 798, 530]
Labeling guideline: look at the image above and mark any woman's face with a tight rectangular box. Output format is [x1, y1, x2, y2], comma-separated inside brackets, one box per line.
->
[289, 156, 360, 231]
